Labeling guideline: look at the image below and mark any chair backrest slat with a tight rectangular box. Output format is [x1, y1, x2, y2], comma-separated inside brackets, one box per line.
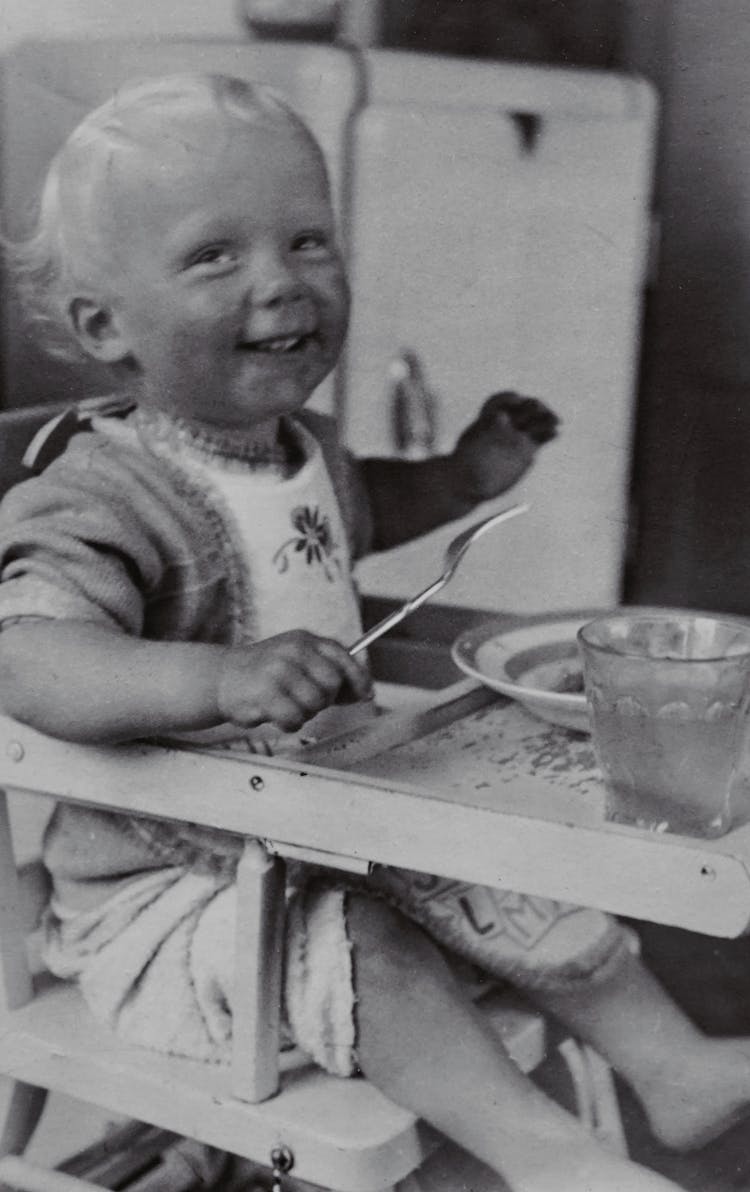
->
[0, 404, 64, 502]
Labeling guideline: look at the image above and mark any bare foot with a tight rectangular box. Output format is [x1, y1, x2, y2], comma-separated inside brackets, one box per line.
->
[633, 1037, 750, 1151]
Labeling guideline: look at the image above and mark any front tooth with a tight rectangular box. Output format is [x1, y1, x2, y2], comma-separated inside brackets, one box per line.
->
[250, 335, 303, 353]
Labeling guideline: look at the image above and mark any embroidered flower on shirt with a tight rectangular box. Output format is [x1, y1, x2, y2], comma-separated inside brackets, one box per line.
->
[273, 504, 342, 581]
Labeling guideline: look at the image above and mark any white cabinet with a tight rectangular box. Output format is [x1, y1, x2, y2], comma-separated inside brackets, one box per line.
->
[346, 52, 657, 613]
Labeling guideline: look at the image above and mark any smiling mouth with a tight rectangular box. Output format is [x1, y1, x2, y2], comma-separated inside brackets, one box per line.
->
[239, 333, 316, 354]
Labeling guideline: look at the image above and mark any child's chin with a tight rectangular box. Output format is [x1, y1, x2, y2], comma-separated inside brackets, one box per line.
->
[253, 372, 330, 408]
[224, 388, 314, 426]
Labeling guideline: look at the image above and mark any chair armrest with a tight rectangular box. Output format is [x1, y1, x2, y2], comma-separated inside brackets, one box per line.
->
[0, 715, 306, 840]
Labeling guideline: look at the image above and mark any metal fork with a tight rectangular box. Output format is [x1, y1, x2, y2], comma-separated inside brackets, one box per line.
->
[349, 502, 529, 655]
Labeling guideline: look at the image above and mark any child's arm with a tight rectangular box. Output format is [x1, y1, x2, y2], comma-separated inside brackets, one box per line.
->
[0, 619, 371, 744]
[359, 392, 558, 550]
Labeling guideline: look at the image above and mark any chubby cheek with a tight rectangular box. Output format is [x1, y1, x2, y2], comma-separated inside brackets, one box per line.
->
[330, 264, 350, 329]
[318, 272, 350, 361]
[136, 327, 233, 407]
[125, 284, 226, 354]
[178, 287, 239, 337]
[164, 303, 236, 370]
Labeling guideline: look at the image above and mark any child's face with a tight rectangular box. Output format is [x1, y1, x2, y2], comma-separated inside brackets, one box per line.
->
[92, 115, 349, 428]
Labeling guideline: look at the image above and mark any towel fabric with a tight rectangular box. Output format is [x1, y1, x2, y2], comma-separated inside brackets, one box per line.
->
[43, 861, 358, 1076]
[42, 855, 627, 1076]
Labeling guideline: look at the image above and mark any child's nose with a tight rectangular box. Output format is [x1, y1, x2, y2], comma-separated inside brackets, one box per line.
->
[249, 249, 306, 309]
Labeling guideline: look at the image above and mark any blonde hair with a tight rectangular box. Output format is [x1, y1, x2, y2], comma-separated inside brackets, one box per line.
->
[5, 73, 323, 363]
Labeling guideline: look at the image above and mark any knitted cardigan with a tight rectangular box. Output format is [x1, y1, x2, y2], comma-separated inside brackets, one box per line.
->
[0, 404, 374, 901]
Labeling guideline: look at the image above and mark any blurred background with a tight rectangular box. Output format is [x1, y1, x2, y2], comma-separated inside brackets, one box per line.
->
[1, 1, 747, 620]
[376, 2, 750, 622]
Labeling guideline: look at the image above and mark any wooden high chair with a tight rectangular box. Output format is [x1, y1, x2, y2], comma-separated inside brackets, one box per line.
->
[0, 410, 627, 1192]
[0, 711, 628, 1192]
[0, 410, 626, 1190]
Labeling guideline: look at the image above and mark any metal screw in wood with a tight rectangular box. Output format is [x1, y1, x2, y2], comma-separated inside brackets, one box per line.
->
[270, 1144, 294, 1192]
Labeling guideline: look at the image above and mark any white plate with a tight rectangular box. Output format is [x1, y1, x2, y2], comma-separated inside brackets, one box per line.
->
[451, 616, 593, 732]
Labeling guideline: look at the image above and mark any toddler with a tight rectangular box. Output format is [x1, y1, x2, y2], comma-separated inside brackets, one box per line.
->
[0, 73, 748, 1192]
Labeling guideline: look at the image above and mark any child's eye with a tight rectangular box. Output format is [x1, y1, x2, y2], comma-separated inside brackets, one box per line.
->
[186, 245, 235, 270]
[291, 232, 330, 254]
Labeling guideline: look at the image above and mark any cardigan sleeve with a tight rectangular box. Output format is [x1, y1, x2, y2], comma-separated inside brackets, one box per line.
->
[0, 435, 176, 635]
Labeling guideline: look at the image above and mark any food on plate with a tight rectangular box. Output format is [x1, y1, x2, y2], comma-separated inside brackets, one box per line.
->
[521, 657, 585, 695]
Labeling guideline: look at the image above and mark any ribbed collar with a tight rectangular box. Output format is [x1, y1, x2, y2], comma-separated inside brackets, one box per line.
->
[133, 406, 304, 468]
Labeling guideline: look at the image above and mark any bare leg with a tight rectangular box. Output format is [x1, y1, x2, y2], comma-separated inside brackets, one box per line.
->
[347, 896, 682, 1192]
[534, 948, 750, 1151]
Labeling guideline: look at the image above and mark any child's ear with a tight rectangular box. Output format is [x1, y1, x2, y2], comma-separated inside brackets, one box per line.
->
[68, 297, 131, 365]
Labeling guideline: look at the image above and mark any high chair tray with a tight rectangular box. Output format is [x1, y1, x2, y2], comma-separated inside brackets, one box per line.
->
[2, 676, 750, 938]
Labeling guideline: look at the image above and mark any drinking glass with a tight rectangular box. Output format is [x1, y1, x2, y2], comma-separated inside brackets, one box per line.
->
[578, 609, 750, 837]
